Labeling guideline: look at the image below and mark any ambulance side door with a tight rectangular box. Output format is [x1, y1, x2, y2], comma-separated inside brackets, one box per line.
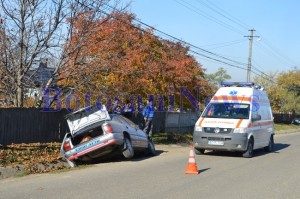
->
[251, 112, 265, 149]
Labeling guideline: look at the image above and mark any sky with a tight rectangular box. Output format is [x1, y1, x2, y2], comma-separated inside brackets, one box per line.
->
[120, 0, 300, 82]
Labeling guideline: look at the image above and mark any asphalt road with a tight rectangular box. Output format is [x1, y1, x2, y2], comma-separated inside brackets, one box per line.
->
[0, 133, 299, 199]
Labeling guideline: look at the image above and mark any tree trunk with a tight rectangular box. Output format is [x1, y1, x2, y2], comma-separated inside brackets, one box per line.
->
[17, 85, 23, 107]
[17, 72, 23, 107]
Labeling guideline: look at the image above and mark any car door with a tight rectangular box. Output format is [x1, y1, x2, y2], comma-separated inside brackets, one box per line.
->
[118, 115, 147, 148]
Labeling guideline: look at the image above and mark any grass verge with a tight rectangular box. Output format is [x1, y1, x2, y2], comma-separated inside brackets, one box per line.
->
[274, 123, 300, 132]
[152, 132, 193, 145]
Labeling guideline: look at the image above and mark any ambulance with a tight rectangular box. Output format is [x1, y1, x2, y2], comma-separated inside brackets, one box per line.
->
[193, 82, 274, 158]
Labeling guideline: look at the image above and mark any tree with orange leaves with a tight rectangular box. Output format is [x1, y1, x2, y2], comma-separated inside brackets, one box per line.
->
[60, 11, 211, 110]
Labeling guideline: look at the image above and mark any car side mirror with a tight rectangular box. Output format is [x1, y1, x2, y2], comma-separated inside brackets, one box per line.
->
[252, 114, 261, 121]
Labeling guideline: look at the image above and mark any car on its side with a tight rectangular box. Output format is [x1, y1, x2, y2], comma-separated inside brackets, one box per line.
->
[60, 105, 156, 167]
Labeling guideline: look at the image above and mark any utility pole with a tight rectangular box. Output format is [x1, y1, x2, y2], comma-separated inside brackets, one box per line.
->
[245, 29, 259, 82]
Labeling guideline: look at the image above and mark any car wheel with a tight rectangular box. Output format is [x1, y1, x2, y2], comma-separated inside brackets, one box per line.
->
[145, 138, 156, 156]
[264, 135, 274, 152]
[194, 148, 205, 155]
[243, 138, 254, 158]
[122, 137, 134, 159]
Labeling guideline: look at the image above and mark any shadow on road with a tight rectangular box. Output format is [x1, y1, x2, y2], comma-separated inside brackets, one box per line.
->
[196, 142, 290, 158]
[77, 149, 168, 166]
[199, 168, 210, 174]
[273, 143, 290, 151]
[129, 149, 167, 161]
[202, 151, 241, 158]
[254, 143, 290, 157]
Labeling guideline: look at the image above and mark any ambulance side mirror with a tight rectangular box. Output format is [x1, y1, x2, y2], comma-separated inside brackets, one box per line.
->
[252, 114, 261, 122]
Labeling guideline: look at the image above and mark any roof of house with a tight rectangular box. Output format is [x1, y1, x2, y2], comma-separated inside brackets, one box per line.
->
[26, 59, 55, 87]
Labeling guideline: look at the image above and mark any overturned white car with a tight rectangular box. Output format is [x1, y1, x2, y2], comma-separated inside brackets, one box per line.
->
[60, 105, 156, 167]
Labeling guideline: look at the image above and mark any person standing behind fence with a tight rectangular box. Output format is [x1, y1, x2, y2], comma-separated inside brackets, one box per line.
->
[142, 100, 155, 138]
[122, 100, 135, 118]
[122, 100, 135, 113]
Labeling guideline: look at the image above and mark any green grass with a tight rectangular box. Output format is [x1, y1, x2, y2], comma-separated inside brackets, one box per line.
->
[274, 123, 300, 132]
[152, 132, 193, 145]
[16, 171, 30, 178]
[50, 164, 91, 174]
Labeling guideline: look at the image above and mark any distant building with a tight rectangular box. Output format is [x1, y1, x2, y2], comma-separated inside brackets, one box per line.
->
[25, 58, 56, 98]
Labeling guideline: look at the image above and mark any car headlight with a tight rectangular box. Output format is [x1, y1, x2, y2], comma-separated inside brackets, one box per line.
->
[195, 126, 202, 132]
[233, 128, 247, 133]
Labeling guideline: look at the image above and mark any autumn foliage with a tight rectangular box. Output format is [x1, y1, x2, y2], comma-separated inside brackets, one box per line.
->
[59, 12, 210, 109]
[0, 143, 68, 174]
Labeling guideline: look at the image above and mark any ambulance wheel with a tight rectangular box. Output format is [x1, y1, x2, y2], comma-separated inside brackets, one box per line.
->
[264, 135, 274, 152]
[195, 148, 205, 155]
[243, 138, 254, 158]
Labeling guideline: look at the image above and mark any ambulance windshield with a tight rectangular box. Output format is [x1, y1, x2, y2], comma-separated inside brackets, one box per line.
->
[202, 103, 250, 119]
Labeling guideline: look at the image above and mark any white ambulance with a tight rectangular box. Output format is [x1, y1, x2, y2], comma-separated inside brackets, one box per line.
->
[193, 82, 274, 158]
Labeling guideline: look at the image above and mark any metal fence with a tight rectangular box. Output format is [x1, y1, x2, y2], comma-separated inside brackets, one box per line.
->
[0, 108, 69, 146]
[155, 111, 199, 133]
[0, 109, 199, 145]
[273, 113, 300, 124]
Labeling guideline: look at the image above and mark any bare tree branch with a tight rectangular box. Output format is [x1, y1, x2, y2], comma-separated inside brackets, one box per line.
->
[0, 0, 121, 107]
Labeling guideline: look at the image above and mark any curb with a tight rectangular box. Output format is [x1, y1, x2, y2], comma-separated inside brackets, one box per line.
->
[0, 165, 26, 180]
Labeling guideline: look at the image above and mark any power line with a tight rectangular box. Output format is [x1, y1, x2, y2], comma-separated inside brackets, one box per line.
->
[197, 39, 246, 48]
[178, 0, 298, 75]
[254, 37, 297, 69]
[137, 19, 248, 66]
[251, 65, 277, 84]
[169, 0, 279, 82]
[105, 4, 280, 82]
[103, 3, 249, 67]
[173, 0, 246, 36]
[81, 2, 277, 83]
[200, 0, 251, 30]
[189, 49, 246, 71]
[206, 39, 247, 50]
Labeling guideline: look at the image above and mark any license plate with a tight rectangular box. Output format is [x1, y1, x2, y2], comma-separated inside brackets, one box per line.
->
[208, 140, 224, 145]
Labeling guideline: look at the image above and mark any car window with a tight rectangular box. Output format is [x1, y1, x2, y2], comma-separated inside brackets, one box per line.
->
[117, 115, 137, 127]
[112, 115, 122, 123]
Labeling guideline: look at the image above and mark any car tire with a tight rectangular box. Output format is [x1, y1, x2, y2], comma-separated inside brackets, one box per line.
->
[243, 138, 254, 158]
[145, 138, 156, 156]
[123, 137, 134, 159]
[264, 135, 274, 152]
[194, 148, 205, 155]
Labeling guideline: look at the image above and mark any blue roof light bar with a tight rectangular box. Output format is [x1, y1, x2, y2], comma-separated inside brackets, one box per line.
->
[220, 82, 255, 87]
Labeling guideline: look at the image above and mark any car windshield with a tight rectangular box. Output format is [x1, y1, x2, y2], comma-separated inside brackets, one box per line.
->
[202, 103, 250, 119]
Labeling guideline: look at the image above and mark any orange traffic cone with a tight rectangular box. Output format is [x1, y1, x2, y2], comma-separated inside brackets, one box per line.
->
[185, 146, 199, 174]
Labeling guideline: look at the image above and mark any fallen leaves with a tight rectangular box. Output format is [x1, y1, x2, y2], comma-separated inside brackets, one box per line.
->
[0, 142, 69, 174]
